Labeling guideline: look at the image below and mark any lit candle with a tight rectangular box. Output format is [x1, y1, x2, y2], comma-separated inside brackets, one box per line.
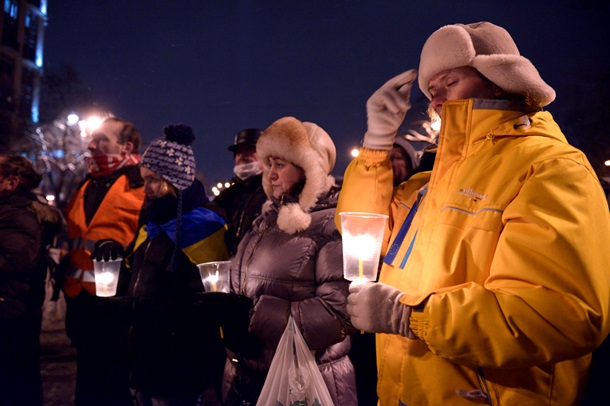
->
[344, 233, 380, 282]
[206, 270, 219, 292]
[97, 271, 115, 295]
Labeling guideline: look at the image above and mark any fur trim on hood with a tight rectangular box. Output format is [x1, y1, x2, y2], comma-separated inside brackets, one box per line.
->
[418, 21, 556, 108]
[257, 116, 336, 234]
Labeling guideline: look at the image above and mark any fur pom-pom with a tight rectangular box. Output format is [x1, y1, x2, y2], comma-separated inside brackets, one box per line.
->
[163, 124, 195, 146]
[277, 203, 311, 234]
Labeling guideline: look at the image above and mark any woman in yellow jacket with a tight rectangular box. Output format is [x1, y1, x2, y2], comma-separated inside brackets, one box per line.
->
[337, 22, 610, 405]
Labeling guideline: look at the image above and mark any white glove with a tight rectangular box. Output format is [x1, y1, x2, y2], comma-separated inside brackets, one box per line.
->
[347, 281, 414, 337]
[363, 69, 417, 150]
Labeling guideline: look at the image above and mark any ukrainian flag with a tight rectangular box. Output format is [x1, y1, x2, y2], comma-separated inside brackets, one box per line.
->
[133, 207, 228, 265]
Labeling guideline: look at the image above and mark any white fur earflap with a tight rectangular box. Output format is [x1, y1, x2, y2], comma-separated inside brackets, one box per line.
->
[472, 54, 555, 108]
[277, 203, 312, 234]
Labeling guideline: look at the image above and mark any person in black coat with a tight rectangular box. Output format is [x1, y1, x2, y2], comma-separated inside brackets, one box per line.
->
[0, 154, 62, 406]
[214, 128, 267, 256]
[124, 124, 229, 405]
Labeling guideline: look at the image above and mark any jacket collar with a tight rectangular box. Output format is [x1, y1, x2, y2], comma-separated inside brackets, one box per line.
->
[438, 98, 565, 153]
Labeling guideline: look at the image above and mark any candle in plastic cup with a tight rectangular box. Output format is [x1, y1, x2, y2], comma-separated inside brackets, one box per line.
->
[197, 261, 231, 293]
[339, 212, 388, 282]
[93, 258, 122, 297]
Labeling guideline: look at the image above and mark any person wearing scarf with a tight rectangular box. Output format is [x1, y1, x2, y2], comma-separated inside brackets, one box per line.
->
[214, 128, 267, 257]
[62, 116, 145, 406]
[124, 123, 228, 405]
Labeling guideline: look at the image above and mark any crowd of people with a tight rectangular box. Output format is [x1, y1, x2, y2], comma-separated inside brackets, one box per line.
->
[1, 21, 609, 406]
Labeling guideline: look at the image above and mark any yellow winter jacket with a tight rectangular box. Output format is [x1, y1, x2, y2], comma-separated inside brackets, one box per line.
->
[336, 99, 610, 405]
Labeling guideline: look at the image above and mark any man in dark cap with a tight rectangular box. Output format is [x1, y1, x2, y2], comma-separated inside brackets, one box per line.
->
[214, 128, 267, 256]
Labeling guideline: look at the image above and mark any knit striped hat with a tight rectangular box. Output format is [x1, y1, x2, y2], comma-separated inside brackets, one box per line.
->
[141, 124, 196, 191]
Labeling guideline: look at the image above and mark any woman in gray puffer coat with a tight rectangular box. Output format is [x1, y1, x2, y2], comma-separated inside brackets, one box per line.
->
[222, 116, 357, 406]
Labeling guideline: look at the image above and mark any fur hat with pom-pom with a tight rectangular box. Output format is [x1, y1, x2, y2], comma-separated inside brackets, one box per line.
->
[141, 124, 196, 190]
[257, 116, 336, 234]
[418, 21, 555, 109]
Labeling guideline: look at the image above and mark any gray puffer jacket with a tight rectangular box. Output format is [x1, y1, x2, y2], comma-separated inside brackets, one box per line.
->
[225, 189, 357, 405]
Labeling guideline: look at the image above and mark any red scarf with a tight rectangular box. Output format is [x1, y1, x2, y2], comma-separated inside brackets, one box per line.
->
[86, 153, 141, 178]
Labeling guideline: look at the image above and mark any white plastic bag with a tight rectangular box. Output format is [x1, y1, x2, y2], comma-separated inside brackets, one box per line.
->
[256, 316, 334, 406]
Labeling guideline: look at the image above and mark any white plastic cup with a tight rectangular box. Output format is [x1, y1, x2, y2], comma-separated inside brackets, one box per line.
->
[339, 212, 389, 282]
[197, 261, 231, 293]
[93, 259, 122, 297]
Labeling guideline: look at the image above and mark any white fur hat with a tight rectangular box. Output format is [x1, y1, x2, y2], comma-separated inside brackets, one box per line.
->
[418, 21, 556, 108]
[257, 116, 336, 234]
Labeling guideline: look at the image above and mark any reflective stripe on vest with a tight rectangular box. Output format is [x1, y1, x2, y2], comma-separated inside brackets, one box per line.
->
[64, 268, 95, 282]
[69, 237, 97, 252]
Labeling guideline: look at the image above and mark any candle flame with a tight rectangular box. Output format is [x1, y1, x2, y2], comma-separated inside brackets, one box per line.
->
[96, 271, 115, 285]
[344, 233, 380, 260]
[206, 270, 219, 292]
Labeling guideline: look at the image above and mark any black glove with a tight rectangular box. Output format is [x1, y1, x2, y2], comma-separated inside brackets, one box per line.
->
[193, 292, 263, 358]
[220, 294, 264, 358]
[90, 239, 124, 261]
[51, 254, 70, 301]
[193, 292, 253, 324]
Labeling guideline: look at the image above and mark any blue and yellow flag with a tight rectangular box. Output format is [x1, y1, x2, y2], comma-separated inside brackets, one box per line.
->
[133, 207, 229, 265]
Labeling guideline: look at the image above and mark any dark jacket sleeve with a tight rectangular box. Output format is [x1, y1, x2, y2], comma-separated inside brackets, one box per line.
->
[0, 205, 40, 279]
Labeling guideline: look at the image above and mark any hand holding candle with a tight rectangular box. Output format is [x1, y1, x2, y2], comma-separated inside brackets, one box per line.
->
[197, 261, 231, 339]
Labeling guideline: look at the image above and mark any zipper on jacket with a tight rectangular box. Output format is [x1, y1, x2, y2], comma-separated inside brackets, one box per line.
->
[235, 191, 256, 242]
[456, 367, 492, 404]
[240, 224, 272, 295]
[132, 238, 152, 296]
[384, 186, 427, 267]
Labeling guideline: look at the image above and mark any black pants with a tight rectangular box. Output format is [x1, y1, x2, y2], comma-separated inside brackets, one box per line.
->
[0, 315, 43, 406]
[223, 362, 266, 406]
[65, 291, 132, 406]
[350, 332, 378, 406]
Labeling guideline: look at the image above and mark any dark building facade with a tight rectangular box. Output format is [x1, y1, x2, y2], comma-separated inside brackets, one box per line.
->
[0, 0, 46, 151]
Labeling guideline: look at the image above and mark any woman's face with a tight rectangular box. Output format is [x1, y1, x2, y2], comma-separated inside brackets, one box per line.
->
[267, 157, 304, 199]
[140, 166, 173, 199]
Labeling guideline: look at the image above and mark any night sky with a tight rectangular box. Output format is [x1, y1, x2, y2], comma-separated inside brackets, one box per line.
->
[43, 0, 610, 189]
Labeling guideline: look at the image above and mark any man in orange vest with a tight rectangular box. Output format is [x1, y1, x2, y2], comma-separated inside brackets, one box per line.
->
[63, 116, 145, 405]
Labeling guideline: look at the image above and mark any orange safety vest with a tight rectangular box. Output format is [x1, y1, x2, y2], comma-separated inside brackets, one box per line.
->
[64, 174, 144, 297]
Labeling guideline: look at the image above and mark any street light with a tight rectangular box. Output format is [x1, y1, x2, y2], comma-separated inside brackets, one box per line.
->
[67, 113, 79, 126]
[430, 118, 441, 132]
[78, 115, 102, 138]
